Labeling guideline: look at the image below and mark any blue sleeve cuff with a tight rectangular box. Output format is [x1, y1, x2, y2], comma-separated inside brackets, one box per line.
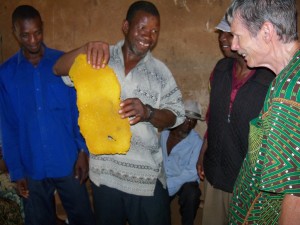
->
[8, 168, 24, 182]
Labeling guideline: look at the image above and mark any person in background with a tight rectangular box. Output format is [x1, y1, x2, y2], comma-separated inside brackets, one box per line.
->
[53, 1, 185, 225]
[160, 99, 203, 225]
[0, 118, 24, 225]
[0, 5, 95, 225]
[197, 16, 275, 225]
[0, 121, 2, 169]
[226, 0, 300, 224]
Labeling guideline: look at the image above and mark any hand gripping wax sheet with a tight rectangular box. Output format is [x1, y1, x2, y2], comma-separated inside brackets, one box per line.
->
[69, 54, 131, 155]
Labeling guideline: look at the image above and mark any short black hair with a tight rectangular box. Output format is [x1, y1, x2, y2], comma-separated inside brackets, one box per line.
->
[126, 1, 160, 23]
[12, 5, 41, 27]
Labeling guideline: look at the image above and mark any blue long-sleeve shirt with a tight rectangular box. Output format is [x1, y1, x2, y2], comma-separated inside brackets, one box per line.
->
[0, 45, 87, 181]
[160, 129, 202, 196]
[0, 119, 2, 147]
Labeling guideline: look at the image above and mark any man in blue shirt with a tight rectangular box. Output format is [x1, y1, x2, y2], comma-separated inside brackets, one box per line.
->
[160, 100, 203, 225]
[0, 5, 95, 225]
[0, 119, 2, 153]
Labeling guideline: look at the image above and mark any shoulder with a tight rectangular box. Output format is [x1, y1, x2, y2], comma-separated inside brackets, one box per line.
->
[0, 53, 19, 78]
[151, 57, 170, 69]
[160, 130, 169, 144]
[109, 41, 122, 57]
[109, 43, 117, 54]
[214, 57, 235, 72]
[145, 55, 173, 78]
[44, 47, 64, 61]
[252, 68, 275, 86]
[0, 53, 18, 69]
[210, 58, 235, 82]
[189, 130, 202, 142]
[161, 130, 170, 138]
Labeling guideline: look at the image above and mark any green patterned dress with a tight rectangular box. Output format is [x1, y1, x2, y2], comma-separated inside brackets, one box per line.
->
[229, 50, 300, 225]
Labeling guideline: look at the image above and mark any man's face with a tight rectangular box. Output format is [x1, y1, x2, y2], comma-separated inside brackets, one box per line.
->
[13, 17, 43, 55]
[123, 10, 160, 58]
[230, 15, 266, 67]
[177, 116, 197, 135]
[218, 31, 236, 58]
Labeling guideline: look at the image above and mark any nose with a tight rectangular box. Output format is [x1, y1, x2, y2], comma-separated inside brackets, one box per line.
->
[231, 35, 239, 51]
[141, 29, 152, 40]
[29, 34, 37, 44]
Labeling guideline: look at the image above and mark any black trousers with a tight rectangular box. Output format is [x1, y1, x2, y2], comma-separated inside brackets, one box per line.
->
[170, 181, 201, 225]
[91, 180, 171, 225]
[23, 174, 95, 225]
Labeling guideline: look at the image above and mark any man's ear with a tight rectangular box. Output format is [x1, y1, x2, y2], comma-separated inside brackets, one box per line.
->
[261, 21, 274, 43]
[122, 20, 129, 35]
[12, 22, 17, 35]
[12, 24, 18, 41]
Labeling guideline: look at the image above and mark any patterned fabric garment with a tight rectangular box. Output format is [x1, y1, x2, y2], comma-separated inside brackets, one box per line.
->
[0, 145, 24, 224]
[0, 198, 23, 225]
[89, 40, 185, 196]
[229, 50, 300, 225]
[0, 172, 24, 225]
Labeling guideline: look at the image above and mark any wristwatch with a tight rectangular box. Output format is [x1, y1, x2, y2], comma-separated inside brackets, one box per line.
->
[145, 104, 155, 122]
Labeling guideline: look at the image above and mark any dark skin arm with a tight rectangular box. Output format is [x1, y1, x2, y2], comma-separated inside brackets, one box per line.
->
[53, 41, 110, 75]
[120, 98, 176, 129]
[196, 137, 207, 181]
[16, 178, 29, 198]
[54, 42, 176, 129]
[74, 151, 89, 184]
[53, 42, 108, 181]
[53, 41, 176, 129]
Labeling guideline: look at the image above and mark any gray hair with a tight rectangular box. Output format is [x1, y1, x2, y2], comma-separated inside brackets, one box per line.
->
[226, 0, 298, 43]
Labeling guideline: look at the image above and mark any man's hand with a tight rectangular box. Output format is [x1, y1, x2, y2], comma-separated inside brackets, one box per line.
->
[197, 154, 205, 181]
[16, 178, 29, 198]
[74, 151, 89, 184]
[119, 98, 149, 125]
[197, 138, 207, 181]
[53, 41, 110, 75]
[85, 41, 110, 69]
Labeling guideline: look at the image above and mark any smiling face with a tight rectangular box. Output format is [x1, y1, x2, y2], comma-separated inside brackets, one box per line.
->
[218, 31, 236, 58]
[13, 17, 43, 57]
[122, 10, 160, 59]
[230, 14, 267, 68]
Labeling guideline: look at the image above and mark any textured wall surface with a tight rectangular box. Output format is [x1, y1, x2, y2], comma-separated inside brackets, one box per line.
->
[1, 0, 300, 135]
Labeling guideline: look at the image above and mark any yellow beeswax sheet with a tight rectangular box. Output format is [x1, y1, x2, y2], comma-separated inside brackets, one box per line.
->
[69, 54, 131, 155]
